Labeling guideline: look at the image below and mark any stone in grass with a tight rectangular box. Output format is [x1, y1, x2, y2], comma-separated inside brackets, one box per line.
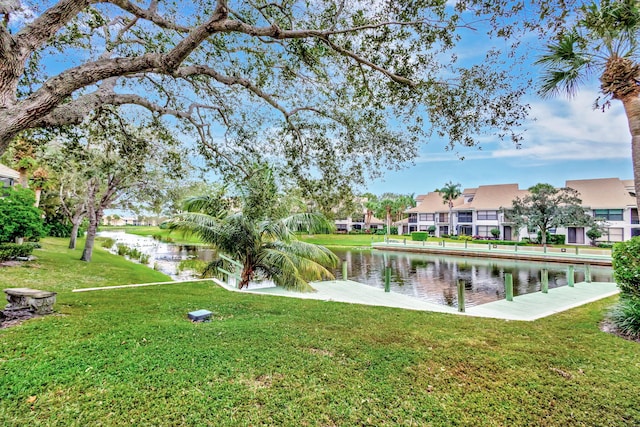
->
[188, 309, 212, 322]
[4, 288, 57, 315]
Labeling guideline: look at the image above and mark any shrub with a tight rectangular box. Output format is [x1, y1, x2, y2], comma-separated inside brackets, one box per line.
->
[587, 228, 603, 246]
[0, 187, 45, 243]
[459, 235, 473, 241]
[427, 225, 436, 235]
[490, 228, 500, 239]
[101, 238, 116, 248]
[177, 259, 208, 275]
[598, 243, 614, 249]
[139, 254, 150, 264]
[450, 235, 459, 240]
[375, 229, 385, 235]
[0, 243, 35, 261]
[612, 237, 640, 298]
[390, 226, 398, 235]
[411, 232, 428, 241]
[128, 248, 142, 260]
[116, 244, 129, 256]
[441, 234, 450, 238]
[610, 296, 640, 339]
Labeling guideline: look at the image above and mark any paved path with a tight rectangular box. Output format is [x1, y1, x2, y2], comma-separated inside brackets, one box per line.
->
[373, 241, 612, 265]
[213, 278, 619, 322]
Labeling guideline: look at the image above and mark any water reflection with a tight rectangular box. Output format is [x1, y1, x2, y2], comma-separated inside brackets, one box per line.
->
[332, 249, 613, 308]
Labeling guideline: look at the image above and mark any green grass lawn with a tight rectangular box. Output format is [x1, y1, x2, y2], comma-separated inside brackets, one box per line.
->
[1, 238, 637, 425]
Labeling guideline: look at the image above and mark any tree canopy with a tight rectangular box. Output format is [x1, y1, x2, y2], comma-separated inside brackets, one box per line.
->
[0, 0, 574, 191]
[503, 183, 594, 245]
[537, 0, 640, 209]
[169, 163, 338, 290]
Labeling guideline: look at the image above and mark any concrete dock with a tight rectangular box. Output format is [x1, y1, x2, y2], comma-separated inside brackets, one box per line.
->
[372, 241, 613, 266]
[214, 278, 620, 322]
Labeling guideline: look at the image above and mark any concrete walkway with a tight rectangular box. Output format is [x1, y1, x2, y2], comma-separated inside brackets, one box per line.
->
[213, 278, 620, 322]
[373, 241, 613, 266]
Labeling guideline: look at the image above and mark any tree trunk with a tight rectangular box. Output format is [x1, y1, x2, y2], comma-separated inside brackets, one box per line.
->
[622, 97, 640, 211]
[34, 187, 42, 207]
[239, 265, 253, 289]
[448, 202, 454, 236]
[80, 210, 100, 262]
[69, 219, 81, 249]
[18, 167, 28, 188]
[386, 206, 391, 235]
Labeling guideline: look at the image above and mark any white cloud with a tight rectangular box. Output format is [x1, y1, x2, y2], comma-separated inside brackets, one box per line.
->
[493, 90, 630, 161]
[415, 89, 631, 164]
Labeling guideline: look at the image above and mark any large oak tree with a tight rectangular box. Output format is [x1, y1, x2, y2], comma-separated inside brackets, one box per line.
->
[0, 0, 570, 187]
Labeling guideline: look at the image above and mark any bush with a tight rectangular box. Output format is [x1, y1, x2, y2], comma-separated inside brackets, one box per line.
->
[610, 296, 640, 339]
[427, 225, 436, 235]
[375, 229, 385, 235]
[612, 237, 640, 298]
[116, 244, 129, 256]
[128, 248, 142, 260]
[101, 238, 116, 248]
[490, 228, 500, 239]
[598, 243, 614, 249]
[411, 232, 428, 241]
[459, 235, 473, 241]
[390, 226, 398, 235]
[0, 243, 35, 261]
[139, 254, 150, 264]
[0, 187, 45, 243]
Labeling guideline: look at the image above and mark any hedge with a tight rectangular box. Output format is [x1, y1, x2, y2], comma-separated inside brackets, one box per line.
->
[0, 243, 35, 261]
[411, 232, 428, 241]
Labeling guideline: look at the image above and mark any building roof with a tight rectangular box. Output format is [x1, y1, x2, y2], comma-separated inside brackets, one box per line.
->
[0, 164, 19, 180]
[565, 178, 637, 209]
[454, 183, 526, 211]
[405, 192, 464, 213]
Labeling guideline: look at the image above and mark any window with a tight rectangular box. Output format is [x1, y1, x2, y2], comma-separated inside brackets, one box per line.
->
[593, 209, 624, 221]
[419, 225, 428, 231]
[438, 213, 448, 222]
[419, 213, 429, 221]
[477, 210, 498, 220]
[476, 225, 493, 237]
[408, 213, 417, 223]
[457, 211, 473, 223]
[603, 228, 624, 242]
[459, 225, 473, 236]
[439, 225, 449, 235]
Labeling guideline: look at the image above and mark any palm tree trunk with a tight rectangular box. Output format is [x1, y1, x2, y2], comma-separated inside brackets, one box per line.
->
[622, 97, 640, 211]
[34, 187, 42, 207]
[240, 265, 253, 289]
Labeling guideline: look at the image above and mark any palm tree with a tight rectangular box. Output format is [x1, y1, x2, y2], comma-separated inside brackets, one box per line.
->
[170, 167, 339, 291]
[536, 0, 640, 209]
[438, 181, 462, 236]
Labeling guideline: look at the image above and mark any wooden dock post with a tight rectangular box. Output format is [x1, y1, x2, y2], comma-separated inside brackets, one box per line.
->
[384, 266, 391, 293]
[505, 273, 513, 301]
[457, 279, 465, 312]
[567, 265, 574, 287]
[541, 269, 549, 293]
[585, 264, 592, 283]
[342, 261, 348, 280]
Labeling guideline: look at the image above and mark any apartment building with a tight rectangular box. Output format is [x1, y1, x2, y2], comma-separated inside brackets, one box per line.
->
[399, 178, 639, 244]
[0, 164, 19, 188]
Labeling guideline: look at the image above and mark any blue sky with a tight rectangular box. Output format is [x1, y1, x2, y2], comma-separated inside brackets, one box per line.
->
[368, 86, 634, 195]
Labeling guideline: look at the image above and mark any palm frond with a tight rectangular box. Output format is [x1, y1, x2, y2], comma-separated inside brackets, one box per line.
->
[537, 32, 593, 98]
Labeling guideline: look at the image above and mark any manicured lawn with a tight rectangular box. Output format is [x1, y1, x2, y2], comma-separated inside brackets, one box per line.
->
[1, 238, 637, 425]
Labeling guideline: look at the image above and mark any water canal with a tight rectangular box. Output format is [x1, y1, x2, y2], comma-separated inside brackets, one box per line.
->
[100, 231, 613, 308]
[335, 249, 613, 307]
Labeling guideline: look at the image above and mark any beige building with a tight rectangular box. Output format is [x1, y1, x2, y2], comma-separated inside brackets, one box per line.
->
[399, 178, 639, 244]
